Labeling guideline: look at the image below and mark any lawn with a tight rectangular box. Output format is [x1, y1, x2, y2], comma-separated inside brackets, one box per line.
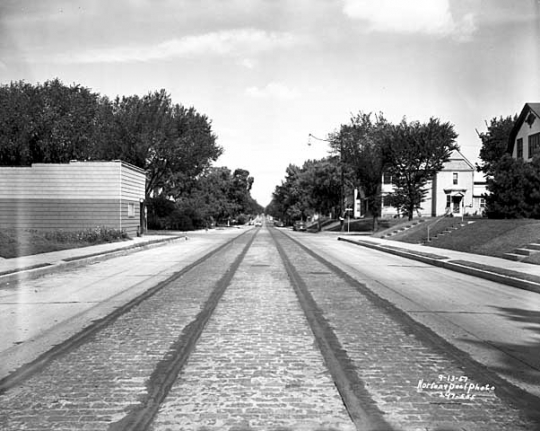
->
[0, 227, 130, 259]
[391, 218, 540, 259]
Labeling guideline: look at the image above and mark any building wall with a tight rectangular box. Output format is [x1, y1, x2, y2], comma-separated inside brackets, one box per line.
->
[0, 161, 146, 237]
[432, 169, 474, 216]
[120, 164, 146, 235]
[472, 181, 488, 216]
[512, 118, 540, 160]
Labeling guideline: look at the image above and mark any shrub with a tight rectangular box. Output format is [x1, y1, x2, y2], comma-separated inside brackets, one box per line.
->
[43, 226, 129, 243]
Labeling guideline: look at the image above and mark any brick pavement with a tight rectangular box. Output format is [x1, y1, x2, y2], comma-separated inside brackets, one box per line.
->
[0, 232, 255, 430]
[276, 231, 539, 431]
[149, 229, 355, 431]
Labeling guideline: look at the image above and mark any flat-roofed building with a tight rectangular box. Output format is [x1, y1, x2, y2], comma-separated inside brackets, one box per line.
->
[0, 161, 146, 237]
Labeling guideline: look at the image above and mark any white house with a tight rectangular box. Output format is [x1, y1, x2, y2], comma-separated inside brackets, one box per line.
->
[380, 149, 475, 218]
[508, 103, 540, 161]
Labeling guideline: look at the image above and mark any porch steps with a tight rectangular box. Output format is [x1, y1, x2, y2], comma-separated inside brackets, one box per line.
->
[380, 220, 425, 239]
[422, 221, 471, 244]
[502, 242, 540, 262]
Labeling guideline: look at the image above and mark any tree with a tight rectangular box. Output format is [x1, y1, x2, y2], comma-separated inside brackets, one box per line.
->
[0, 81, 223, 203]
[177, 167, 261, 227]
[0, 79, 102, 165]
[299, 157, 341, 217]
[477, 115, 517, 176]
[272, 164, 312, 223]
[385, 117, 458, 220]
[486, 154, 540, 219]
[106, 91, 223, 199]
[335, 112, 390, 230]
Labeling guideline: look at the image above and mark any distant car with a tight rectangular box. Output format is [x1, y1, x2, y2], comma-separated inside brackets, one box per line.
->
[274, 220, 284, 227]
[293, 221, 307, 231]
[255, 221, 262, 227]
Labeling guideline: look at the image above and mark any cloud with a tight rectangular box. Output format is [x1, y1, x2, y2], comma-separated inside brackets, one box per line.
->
[342, 0, 477, 41]
[54, 28, 304, 64]
[239, 58, 256, 69]
[245, 82, 300, 100]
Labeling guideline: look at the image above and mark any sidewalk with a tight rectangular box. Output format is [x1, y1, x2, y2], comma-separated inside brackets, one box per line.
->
[0, 233, 187, 285]
[0, 228, 249, 383]
[337, 234, 540, 295]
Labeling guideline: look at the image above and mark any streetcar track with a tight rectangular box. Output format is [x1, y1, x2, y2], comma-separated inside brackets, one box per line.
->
[3, 226, 540, 430]
[108, 228, 259, 431]
[269, 228, 394, 431]
[0, 229, 255, 395]
[272, 228, 540, 428]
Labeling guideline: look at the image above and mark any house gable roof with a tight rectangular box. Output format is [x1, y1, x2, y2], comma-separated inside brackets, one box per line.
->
[507, 103, 540, 154]
[441, 149, 475, 171]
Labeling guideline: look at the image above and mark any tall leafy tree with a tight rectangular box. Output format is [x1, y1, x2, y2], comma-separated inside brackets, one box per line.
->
[477, 115, 517, 176]
[0, 81, 223, 203]
[486, 154, 540, 219]
[385, 117, 458, 220]
[0, 79, 102, 165]
[107, 90, 222, 199]
[336, 112, 390, 230]
[298, 157, 341, 217]
[272, 164, 312, 222]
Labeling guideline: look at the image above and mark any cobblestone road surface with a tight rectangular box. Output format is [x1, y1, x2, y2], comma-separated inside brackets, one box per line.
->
[273, 229, 540, 431]
[0, 231, 255, 430]
[149, 229, 355, 431]
[1, 226, 539, 431]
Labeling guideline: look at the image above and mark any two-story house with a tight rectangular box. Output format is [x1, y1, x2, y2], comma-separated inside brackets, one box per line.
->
[508, 103, 540, 160]
[380, 149, 475, 218]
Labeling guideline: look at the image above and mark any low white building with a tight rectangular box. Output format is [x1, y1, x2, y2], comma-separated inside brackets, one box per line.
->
[472, 179, 488, 216]
[0, 161, 146, 237]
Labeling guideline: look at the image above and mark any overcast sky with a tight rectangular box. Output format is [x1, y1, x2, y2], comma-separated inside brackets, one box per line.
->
[1, 0, 539, 206]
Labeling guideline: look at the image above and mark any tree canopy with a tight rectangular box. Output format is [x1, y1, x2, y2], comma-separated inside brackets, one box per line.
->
[476, 115, 516, 177]
[477, 113, 540, 219]
[271, 113, 458, 225]
[0, 80, 223, 200]
[385, 117, 458, 220]
[336, 112, 390, 228]
[0, 79, 262, 230]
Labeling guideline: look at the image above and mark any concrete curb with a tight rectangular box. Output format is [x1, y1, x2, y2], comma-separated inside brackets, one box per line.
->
[0, 236, 187, 286]
[337, 237, 540, 295]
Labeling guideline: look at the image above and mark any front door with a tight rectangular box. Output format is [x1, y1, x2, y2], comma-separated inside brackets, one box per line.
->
[452, 195, 462, 215]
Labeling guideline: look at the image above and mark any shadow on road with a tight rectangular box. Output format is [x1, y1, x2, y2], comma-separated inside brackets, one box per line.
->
[460, 306, 540, 387]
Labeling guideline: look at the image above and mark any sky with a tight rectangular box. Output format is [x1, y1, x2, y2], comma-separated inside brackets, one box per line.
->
[1, 0, 539, 206]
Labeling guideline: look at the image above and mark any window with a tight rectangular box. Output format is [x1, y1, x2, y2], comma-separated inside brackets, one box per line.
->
[128, 202, 135, 218]
[446, 195, 451, 208]
[480, 198, 486, 209]
[528, 133, 540, 159]
[452, 173, 458, 185]
[382, 195, 392, 207]
[517, 138, 523, 159]
[383, 171, 392, 184]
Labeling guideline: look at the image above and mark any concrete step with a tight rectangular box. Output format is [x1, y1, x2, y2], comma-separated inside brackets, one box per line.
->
[524, 243, 540, 251]
[503, 252, 525, 261]
[514, 248, 536, 256]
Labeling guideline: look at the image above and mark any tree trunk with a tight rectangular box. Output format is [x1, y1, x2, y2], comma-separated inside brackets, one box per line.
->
[372, 216, 378, 232]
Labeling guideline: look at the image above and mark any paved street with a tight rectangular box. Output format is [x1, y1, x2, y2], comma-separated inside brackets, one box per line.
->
[292, 232, 540, 399]
[0, 228, 248, 382]
[0, 225, 539, 430]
